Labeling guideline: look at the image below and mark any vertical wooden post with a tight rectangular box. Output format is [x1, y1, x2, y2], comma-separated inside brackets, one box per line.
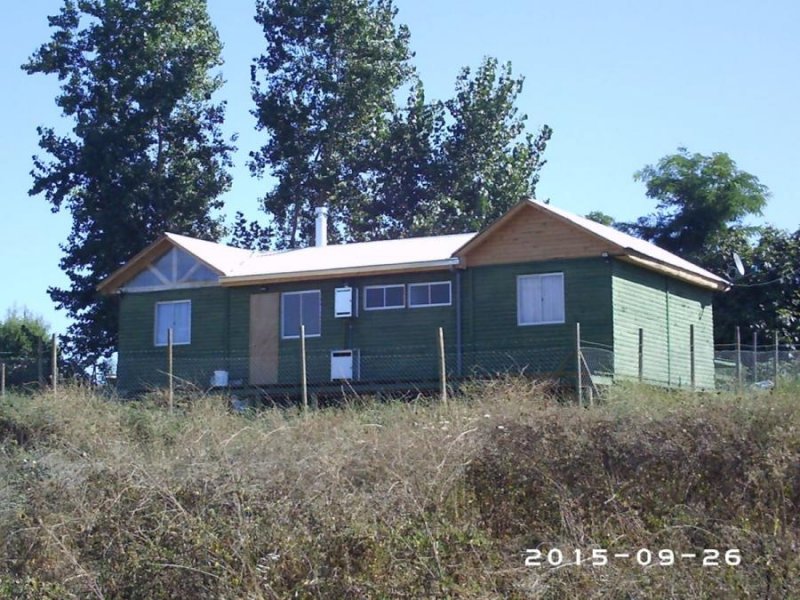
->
[774, 330, 780, 389]
[575, 322, 583, 406]
[438, 327, 448, 406]
[735, 326, 742, 391]
[51, 334, 58, 396]
[167, 328, 174, 413]
[752, 331, 758, 384]
[37, 337, 44, 386]
[300, 325, 308, 414]
[689, 324, 695, 390]
[638, 328, 644, 382]
[1, 363, 5, 398]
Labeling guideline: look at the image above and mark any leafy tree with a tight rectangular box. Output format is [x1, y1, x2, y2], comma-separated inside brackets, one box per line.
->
[706, 227, 800, 344]
[421, 57, 551, 235]
[250, 0, 413, 248]
[23, 0, 234, 365]
[0, 309, 51, 388]
[361, 58, 552, 238]
[585, 211, 616, 227]
[625, 148, 769, 262]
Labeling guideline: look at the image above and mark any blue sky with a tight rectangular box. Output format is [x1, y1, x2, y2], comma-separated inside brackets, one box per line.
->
[2, 0, 798, 336]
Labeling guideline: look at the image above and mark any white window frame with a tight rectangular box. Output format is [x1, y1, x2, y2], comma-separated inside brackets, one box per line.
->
[517, 273, 566, 326]
[408, 281, 452, 308]
[154, 300, 192, 346]
[281, 290, 322, 339]
[363, 284, 405, 311]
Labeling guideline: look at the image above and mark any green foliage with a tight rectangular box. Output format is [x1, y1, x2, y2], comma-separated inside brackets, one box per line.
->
[371, 58, 552, 238]
[250, 0, 414, 248]
[706, 226, 800, 344]
[626, 148, 769, 262]
[0, 309, 50, 388]
[584, 210, 616, 227]
[23, 0, 234, 365]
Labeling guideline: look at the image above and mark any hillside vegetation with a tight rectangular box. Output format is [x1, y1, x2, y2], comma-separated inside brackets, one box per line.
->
[1, 381, 798, 598]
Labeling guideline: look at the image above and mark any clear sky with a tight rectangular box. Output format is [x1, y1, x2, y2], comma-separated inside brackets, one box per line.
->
[2, 0, 798, 336]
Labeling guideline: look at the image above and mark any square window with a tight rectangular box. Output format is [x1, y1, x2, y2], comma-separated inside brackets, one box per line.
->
[155, 300, 191, 345]
[517, 273, 565, 325]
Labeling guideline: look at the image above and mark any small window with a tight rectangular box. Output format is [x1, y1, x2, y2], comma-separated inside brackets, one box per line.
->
[282, 290, 321, 338]
[408, 282, 452, 307]
[127, 247, 219, 289]
[155, 300, 191, 346]
[517, 273, 565, 326]
[363, 285, 405, 310]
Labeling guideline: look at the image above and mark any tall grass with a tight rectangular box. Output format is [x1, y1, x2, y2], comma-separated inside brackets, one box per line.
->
[1, 380, 798, 598]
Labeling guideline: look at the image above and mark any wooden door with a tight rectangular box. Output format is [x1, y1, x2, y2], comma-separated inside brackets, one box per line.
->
[249, 293, 280, 385]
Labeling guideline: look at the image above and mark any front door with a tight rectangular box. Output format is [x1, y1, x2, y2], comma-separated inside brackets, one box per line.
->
[249, 293, 280, 385]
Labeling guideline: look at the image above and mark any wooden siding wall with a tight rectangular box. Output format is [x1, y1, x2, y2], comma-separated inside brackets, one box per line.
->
[462, 205, 615, 267]
[462, 257, 614, 378]
[612, 260, 715, 388]
[117, 287, 239, 391]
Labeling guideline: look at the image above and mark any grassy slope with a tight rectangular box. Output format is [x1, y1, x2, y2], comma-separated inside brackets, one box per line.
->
[0, 380, 798, 599]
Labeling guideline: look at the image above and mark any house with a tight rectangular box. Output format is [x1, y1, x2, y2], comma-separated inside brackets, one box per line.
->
[98, 200, 728, 393]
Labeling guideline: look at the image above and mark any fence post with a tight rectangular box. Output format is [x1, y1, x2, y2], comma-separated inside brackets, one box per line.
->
[752, 331, 758, 384]
[735, 326, 742, 391]
[774, 330, 780, 389]
[300, 325, 308, 415]
[438, 327, 448, 406]
[37, 337, 44, 386]
[167, 328, 174, 413]
[575, 322, 583, 406]
[1, 363, 5, 398]
[638, 328, 644, 383]
[689, 324, 695, 390]
[51, 334, 58, 397]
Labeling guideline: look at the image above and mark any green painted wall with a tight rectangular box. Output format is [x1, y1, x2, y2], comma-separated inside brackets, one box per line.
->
[117, 286, 235, 391]
[611, 260, 715, 388]
[116, 256, 715, 392]
[463, 257, 614, 380]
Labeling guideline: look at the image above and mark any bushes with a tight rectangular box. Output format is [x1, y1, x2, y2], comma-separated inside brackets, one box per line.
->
[1, 382, 799, 598]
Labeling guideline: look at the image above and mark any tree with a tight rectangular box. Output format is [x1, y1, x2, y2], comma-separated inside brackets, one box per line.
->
[0, 308, 51, 388]
[625, 148, 769, 262]
[250, 0, 413, 248]
[706, 226, 800, 344]
[362, 58, 552, 238]
[23, 0, 234, 365]
[585, 211, 616, 227]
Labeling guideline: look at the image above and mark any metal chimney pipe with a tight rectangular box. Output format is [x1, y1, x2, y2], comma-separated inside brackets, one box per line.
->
[314, 206, 328, 247]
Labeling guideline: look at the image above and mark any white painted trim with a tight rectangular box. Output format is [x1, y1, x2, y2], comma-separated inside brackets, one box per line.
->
[516, 272, 566, 327]
[281, 290, 322, 339]
[122, 281, 220, 293]
[407, 281, 453, 308]
[154, 300, 192, 346]
[363, 284, 406, 311]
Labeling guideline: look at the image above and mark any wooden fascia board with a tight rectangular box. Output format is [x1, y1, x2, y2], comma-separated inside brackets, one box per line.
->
[619, 254, 729, 291]
[220, 258, 461, 287]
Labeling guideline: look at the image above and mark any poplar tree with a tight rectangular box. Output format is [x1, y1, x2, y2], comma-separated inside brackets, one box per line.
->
[23, 0, 233, 364]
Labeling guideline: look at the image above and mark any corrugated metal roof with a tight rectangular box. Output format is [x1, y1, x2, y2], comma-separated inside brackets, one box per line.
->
[223, 232, 476, 282]
[530, 201, 728, 285]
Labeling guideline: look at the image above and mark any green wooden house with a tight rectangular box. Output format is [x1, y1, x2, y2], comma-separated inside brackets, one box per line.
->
[99, 200, 728, 393]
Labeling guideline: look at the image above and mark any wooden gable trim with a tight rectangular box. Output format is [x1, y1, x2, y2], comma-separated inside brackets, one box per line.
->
[97, 235, 224, 295]
[455, 200, 621, 267]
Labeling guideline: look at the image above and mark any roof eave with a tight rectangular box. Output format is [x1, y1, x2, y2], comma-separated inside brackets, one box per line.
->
[619, 254, 729, 291]
[220, 258, 461, 286]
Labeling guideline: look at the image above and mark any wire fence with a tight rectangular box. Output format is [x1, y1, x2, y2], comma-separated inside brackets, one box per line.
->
[2, 329, 796, 402]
